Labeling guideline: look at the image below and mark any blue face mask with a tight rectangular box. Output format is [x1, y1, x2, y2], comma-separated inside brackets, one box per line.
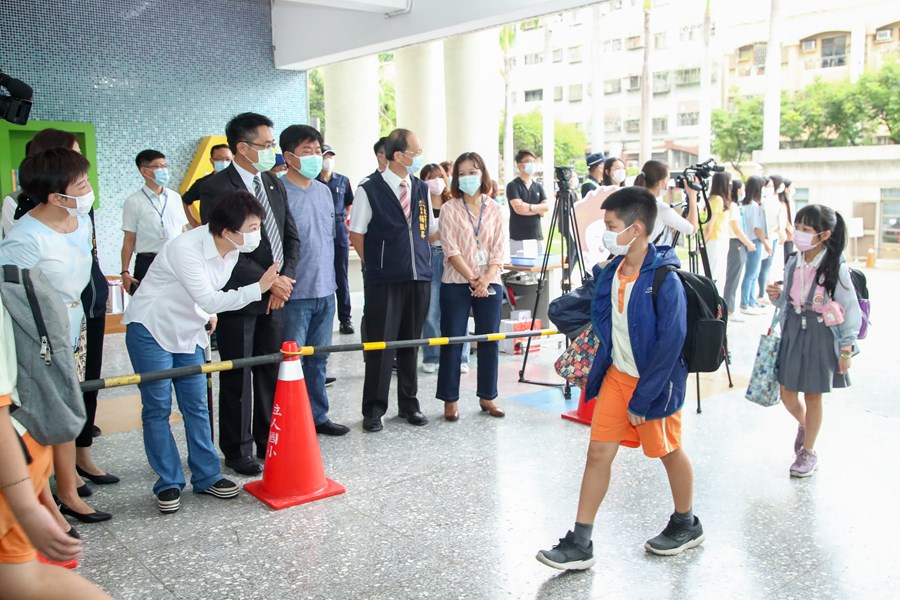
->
[406, 155, 425, 175]
[458, 175, 481, 197]
[153, 168, 170, 187]
[299, 154, 323, 179]
[276, 170, 287, 179]
[213, 160, 231, 173]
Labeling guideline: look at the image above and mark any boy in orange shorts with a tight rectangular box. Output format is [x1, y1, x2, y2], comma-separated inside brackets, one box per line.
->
[0, 296, 111, 598]
[537, 187, 703, 570]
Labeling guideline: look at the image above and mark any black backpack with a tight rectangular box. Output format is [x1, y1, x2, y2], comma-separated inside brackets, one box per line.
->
[652, 266, 727, 373]
[848, 267, 871, 339]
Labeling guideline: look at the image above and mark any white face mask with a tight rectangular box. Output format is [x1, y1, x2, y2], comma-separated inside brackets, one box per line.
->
[602, 224, 635, 256]
[322, 157, 335, 173]
[56, 190, 94, 216]
[227, 228, 262, 253]
[611, 169, 626, 184]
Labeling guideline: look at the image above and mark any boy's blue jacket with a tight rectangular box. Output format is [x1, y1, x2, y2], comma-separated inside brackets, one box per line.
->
[583, 245, 688, 420]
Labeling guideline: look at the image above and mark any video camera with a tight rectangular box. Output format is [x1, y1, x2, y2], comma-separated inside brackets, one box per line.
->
[674, 158, 724, 192]
[0, 69, 33, 125]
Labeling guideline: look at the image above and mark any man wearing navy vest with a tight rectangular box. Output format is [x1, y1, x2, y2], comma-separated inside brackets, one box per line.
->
[349, 128, 434, 432]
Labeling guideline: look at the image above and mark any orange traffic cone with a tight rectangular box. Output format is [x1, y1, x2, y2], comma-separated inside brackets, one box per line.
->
[561, 389, 596, 425]
[36, 553, 78, 569]
[244, 341, 345, 510]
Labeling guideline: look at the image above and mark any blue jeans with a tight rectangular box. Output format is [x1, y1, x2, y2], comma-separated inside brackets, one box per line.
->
[125, 322, 222, 496]
[757, 239, 778, 298]
[422, 248, 469, 365]
[283, 295, 334, 425]
[436, 283, 502, 402]
[740, 244, 764, 309]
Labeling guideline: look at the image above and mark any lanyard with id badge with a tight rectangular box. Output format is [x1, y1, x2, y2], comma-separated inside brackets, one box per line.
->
[466, 197, 496, 296]
[142, 189, 170, 241]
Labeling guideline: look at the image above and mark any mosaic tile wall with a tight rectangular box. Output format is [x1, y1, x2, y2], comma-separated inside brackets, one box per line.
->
[0, 0, 308, 272]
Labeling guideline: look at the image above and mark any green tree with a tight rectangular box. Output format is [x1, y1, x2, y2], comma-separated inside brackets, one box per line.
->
[378, 52, 396, 136]
[711, 95, 763, 175]
[781, 79, 869, 147]
[858, 60, 900, 143]
[499, 109, 588, 171]
[307, 68, 325, 134]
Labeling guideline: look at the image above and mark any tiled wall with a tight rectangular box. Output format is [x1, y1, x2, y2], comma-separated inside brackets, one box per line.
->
[0, 0, 308, 272]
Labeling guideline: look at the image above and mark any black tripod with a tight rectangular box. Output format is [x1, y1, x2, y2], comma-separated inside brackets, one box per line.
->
[671, 179, 734, 413]
[518, 168, 586, 400]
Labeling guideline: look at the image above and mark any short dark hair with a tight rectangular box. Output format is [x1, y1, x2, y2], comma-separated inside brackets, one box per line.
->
[601, 186, 657, 234]
[384, 129, 413, 162]
[225, 112, 274, 153]
[373, 137, 387, 155]
[28, 129, 78, 155]
[279, 125, 324, 155]
[19, 148, 91, 205]
[210, 143, 230, 157]
[207, 191, 267, 237]
[135, 149, 165, 169]
[515, 149, 536, 163]
[450, 152, 492, 198]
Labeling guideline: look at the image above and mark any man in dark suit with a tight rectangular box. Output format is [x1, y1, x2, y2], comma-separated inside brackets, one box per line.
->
[199, 112, 300, 475]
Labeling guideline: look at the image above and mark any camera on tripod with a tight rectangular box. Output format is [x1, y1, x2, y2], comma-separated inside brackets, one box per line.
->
[0, 69, 33, 125]
[674, 158, 724, 192]
[555, 165, 577, 190]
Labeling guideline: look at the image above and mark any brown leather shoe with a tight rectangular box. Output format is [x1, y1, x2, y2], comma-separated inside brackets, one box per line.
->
[479, 400, 505, 418]
[444, 401, 459, 422]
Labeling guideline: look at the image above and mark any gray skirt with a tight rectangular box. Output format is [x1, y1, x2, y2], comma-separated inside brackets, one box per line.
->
[778, 308, 849, 394]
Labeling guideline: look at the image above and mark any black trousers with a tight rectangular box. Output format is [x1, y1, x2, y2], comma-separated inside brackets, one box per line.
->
[75, 314, 106, 448]
[131, 252, 156, 294]
[361, 281, 430, 418]
[216, 310, 284, 460]
[334, 241, 352, 323]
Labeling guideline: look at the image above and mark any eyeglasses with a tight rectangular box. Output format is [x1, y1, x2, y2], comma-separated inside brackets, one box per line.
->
[402, 149, 424, 158]
[242, 140, 278, 150]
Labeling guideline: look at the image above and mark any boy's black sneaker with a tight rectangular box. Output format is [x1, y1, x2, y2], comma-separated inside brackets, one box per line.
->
[535, 531, 596, 570]
[645, 515, 705, 556]
[157, 488, 181, 513]
[199, 478, 240, 499]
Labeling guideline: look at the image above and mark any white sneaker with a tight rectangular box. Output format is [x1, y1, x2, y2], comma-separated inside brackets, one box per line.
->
[742, 307, 764, 316]
[729, 311, 746, 323]
[460, 363, 470, 373]
[422, 363, 436, 374]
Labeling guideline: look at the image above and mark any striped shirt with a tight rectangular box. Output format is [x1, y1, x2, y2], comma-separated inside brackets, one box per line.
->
[439, 195, 507, 285]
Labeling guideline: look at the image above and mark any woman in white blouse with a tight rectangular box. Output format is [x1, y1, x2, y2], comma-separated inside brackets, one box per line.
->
[0, 147, 111, 524]
[634, 160, 698, 246]
[122, 191, 279, 514]
[435, 152, 508, 421]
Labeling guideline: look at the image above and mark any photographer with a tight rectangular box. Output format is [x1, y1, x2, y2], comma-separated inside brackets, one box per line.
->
[634, 160, 698, 246]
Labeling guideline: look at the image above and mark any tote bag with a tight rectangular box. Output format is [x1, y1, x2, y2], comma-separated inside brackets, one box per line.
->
[745, 311, 782, 407]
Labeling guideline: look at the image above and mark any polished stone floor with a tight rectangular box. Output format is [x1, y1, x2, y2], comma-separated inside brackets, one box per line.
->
[72, 265, 900, 599]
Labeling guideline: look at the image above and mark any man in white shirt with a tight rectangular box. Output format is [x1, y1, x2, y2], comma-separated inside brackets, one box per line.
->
[121, 149, 188, 293]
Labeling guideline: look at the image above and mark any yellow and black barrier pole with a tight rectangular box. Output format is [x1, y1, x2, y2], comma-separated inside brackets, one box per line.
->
[81, 328, 559, 393]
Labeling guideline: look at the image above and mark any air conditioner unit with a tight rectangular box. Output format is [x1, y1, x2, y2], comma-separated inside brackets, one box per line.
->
[876, 29, 893, 42]
[801, 39, 817, 52]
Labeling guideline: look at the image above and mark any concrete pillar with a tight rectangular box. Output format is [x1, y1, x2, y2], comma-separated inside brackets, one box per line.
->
[849, 23, 866, 83]
[697, 2, 712, 161]
[541, 19, 555, 182]
[321, 55, 381, 187]
[444, 30, 503, 179]
[762, 0, 782, 152]
[589, 4, 605, 156]
[395, 41, 447, 164]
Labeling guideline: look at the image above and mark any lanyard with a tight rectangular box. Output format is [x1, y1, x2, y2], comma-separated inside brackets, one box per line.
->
[465, 196, 486, 245]
[141, 189, 168, 227]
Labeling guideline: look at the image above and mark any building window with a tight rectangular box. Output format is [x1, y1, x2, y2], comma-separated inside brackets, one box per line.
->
[821, 35, 847, 68]
[569, 84, 583, 102]
[653, 117, 668, 134]
[794, 187, 810, 210]
[677, 112, 699, 126]
[521, 19, 540, 31]
[611, 38, 622, 52]
[881, 189, 900, 244]
[628, 75, 641, 91]
[654, 32, 667, 49]
[524, 53, 544, 66]
[554, 86, 563, 102]
[753, 42, 767, 70]
[738, 46, 752, 62]
[801, 39, 817, 52]
[604, 78, 622, 94]
[605, 119, 622, 133]
[875, 28, 893, 42]
[624, 119, 640, 133]
[568, 45, 583, 63]
[675, 68, 700, 86]
[626, 36, 643, 50]
[653, 72, 670, 94]
[524, 89, 543, 102]
[553, 48, 563, 63]
[679, 24, 701, 42]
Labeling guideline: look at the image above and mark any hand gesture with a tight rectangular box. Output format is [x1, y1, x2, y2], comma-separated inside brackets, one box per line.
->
[122, 273, 140, 294]
[766, 282, 782, 302]
[18, 503, 82, 562]
[626, 411, 646, 426]
[259, 262, 280, 293]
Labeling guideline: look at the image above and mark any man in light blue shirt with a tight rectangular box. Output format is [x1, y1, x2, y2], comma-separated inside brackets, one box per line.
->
[279, 125, 349, 436]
